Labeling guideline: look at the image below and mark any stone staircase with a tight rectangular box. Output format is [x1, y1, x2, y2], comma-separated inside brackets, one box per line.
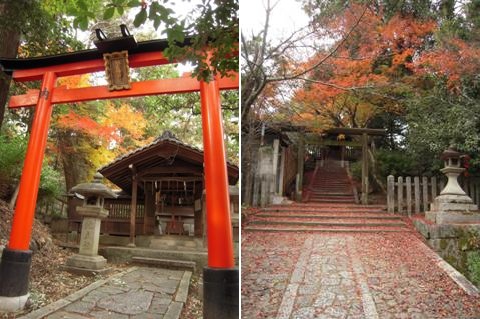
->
[244, 203, 410, 232]
[307, 161, 355, 203]
[245, 160, 410, 233]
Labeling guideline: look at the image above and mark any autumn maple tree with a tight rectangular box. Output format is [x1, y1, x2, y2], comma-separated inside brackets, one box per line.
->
[289, 3, 437, 130]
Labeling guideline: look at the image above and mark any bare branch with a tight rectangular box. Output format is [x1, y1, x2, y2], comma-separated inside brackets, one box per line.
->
[269, 6, 368, 82]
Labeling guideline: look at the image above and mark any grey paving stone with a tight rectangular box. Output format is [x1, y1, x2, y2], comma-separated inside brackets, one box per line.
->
[163, 301, 183, 319]
[313, 291, 336, 308]
[97, 290, 154, 315]
[291, 307, 316, 319]
[89, 310, 129, 319]
[81, 291, 110, 303]
[63, 301, 95, 314]
[95, 286, 128, 295]
[324, 305, 349, 319]
[130, 314, 164, 319]
[44, 311, 91, 319]
[147, 302, 169, 315]
[152, 296, 174, 306]
[175, 271, 191, 303]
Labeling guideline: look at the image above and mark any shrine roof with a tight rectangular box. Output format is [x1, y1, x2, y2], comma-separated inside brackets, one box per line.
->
[99, 131, 238, 194]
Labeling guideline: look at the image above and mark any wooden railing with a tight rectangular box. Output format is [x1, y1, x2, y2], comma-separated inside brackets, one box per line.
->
[387, 175, 480, 215]
[105, 200, 145, 219]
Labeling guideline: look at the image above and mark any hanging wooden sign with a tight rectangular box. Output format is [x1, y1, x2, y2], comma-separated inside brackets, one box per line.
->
[103, 50, 131, 91]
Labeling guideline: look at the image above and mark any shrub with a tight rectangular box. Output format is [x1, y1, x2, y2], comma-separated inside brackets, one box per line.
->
[375, 149, 422, 178]
[350, 161, 362, 180]
[0, 135, 27, 182]
[467, 251, 480, 287]
[39, 164, 63, 203]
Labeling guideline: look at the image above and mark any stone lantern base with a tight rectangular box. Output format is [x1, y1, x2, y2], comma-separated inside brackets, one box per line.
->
[425, 194, 480, 224]
[67, 254, 107, 269]
[64, 254, 109, 275]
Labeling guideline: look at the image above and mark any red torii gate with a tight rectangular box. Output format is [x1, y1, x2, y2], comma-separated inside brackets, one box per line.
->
[0, 35, 238, 318]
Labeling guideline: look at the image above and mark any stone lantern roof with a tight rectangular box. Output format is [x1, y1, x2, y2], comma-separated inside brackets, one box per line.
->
[70, 173, 117, 198]
[440, 145, 461, 161]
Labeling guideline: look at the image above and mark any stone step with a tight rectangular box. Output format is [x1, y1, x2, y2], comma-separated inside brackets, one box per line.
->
[148, 236, 205, 251]
[308, 198, 356, 203]
[256, 212, 402, 219]
[262, 207, 387, 213]
[244, 225, 411, 233]
[132, 256, 196, 272]
[267, 203, 386, 208]
[309, 194, 353, 198]
[309, 192, 352, 195]
[249, 219, 406, 227]
[149, 243, 207, 252]
[310, 194, 353, 199]
[311, 188, 351, 191]
[310, 188, 352, 191]
[100, 246, 209, 272]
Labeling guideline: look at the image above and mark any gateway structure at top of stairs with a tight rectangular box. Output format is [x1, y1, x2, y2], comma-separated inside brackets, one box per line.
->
[242, 123, 386, 207]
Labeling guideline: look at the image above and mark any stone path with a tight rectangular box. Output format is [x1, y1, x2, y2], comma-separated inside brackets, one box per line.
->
[22, 266, 191, 319]
[242, 231, 480, 318]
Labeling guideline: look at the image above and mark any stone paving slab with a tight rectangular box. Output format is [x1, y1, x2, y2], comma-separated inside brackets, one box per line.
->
[242, 232, 480, 318]
[22, 267, 191, 319]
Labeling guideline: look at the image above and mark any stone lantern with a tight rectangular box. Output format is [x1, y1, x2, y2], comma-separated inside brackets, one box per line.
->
[65, 173, 116, 274]
[426, 146, 479, 224]
[439, 146, 467, 196]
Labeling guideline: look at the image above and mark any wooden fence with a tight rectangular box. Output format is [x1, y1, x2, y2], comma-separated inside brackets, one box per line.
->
[387, 175, 480, 215]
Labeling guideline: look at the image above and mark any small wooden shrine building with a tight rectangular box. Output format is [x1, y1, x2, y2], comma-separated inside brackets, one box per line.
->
[68, 131, 239, 239]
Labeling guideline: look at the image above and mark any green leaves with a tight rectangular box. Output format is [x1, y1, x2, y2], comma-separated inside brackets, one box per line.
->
[127, 0, 141, 7]
[74, 16, 89, 30]
[166, 24, 185, 43]
[103, 7, 115, 20]
[133, 8, 147, 27]
[148, 2, 175, 29]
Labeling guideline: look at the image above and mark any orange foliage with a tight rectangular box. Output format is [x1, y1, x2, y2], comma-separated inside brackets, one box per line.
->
[56, 110, 117, 141]
[57, 74, 90, 89]
[416, 38, 480, 92]
[292, 3, 437, 129]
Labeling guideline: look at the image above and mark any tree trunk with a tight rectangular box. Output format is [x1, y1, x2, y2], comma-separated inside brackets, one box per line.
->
[0, 2, 22, 130]
[59, 133, 90, 191]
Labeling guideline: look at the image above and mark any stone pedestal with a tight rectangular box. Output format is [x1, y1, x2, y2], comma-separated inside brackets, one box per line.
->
[66, 207, 109, 273]
[425, 166, 480, 224]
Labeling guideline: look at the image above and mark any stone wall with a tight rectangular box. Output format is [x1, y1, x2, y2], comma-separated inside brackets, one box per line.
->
[414, 219, 480, 284]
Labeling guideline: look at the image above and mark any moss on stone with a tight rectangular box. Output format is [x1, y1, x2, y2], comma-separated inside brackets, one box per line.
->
[440, 239, 448, 250]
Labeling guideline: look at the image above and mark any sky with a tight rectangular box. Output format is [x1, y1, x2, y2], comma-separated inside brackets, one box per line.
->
[79, 1, 205, 75]
[241, 0, 310, 40]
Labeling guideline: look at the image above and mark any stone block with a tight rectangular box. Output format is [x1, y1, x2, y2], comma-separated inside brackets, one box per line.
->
[77, 206, 109, 219]
[413, 219, 430, 238]
[429, 194, 478, 212]
[426, 210, 480, 224]
[66, 254, 107, 270]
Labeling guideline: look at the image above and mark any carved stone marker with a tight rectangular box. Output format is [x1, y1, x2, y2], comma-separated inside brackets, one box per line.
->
[65, 173, 116, 274]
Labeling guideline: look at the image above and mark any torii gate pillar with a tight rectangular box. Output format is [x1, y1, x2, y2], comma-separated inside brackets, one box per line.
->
[200, 76, 238, 318]
[0, 71, 56, 311]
